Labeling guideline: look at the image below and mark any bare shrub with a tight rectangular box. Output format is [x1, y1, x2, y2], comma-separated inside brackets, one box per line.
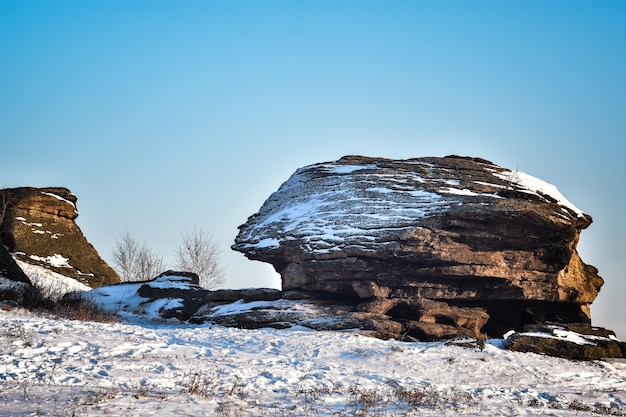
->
[175, 227, 225, 289]
[56, 295, 117, 323]
[504, 166, 521, 190]
[348, 386, 387, 415]
[21, 283, 57, 311]
[111, 231, 164, 282]
[17, 276, 116, 323]
[182, 370, 222, 401]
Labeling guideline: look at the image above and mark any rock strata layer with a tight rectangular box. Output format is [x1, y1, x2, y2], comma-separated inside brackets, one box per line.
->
[0, 187, 119, 288]
[232, 155, 604, 339]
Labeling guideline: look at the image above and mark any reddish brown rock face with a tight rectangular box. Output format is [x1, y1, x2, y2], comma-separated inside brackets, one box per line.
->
[233, 155, 603, 339]
[0, 187, 120, 288]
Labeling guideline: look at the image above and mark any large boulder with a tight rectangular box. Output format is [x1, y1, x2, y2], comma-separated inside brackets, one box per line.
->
[232, 155, 604, 340]
[0, 187, 120, 288]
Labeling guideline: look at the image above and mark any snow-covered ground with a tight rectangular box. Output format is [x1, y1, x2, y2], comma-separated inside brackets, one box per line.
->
[1, 306, 624, 416]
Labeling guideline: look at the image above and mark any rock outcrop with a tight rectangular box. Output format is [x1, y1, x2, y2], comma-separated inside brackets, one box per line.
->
[69, 271, 207, 321]
[137, 271, 208, 320]
[232, 155, 604, 340]
[506, 323, 626, 360]
[0, 187, 120, 288]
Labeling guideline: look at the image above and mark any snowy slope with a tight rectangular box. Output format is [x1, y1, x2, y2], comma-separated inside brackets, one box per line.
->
[15, 260, 90, 299]
[0, 307, 624, 416]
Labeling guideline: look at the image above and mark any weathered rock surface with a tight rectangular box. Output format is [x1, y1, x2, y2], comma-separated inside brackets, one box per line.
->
[0, 187, 119, 288]
[232, 155, 604, 340]
[0, 244, 32, 301]
[506, 323, 626, 360]
[204, 287, 283, 303]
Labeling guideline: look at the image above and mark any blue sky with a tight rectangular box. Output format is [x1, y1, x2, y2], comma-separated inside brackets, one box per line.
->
[1, 1, 625, 337]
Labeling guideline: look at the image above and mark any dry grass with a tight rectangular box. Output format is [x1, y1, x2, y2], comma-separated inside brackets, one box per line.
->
[14, 278, 117, 323]
[43, 383, 624, 417]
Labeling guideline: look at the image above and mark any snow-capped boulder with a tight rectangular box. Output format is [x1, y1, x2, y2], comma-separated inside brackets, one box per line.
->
[232, 155, 604, 340]
[506, 323, 626, 360]
[136, 271, 208, 320]
[70, 271, 209, 321]
[0, 187, 119, 288]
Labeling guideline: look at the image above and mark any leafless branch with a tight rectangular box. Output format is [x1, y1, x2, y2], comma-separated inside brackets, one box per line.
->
[175, 227, 225, 289]
[111, 230, 163, 282]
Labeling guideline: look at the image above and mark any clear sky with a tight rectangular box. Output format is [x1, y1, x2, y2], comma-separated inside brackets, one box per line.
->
[1, 1, 625, 338]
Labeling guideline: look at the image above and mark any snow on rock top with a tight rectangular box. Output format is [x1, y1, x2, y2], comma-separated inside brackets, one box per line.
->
[492, 170, 584, 217]
[40, 190, 77, 209]
[233, 155, 589, 256]
[16, 259, 90, 297]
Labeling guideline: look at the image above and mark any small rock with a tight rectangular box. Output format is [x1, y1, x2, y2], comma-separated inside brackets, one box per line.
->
[506, 323, 626, 360]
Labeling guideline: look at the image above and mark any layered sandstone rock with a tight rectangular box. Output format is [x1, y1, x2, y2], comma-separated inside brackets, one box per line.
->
[0, 187, 119, 288]
[232, 155, 603, 339]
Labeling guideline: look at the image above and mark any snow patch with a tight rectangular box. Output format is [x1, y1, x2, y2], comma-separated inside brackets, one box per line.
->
[15, 216, 63, 238]
[209, 299, 281, 316]
[493, 170, 584, 217]
[255, 237, 281, 248]
[16, 259, 90, 296]
[87, 282, 144, 310]
[29, 254, 72, 268]
[145, 275, 198, 289]
[15, 217, 43, 227]
[439, 187, 501, 198]
[474, 180, 507, 189]
[322, 163, 378, 174]
[40, 191, 76, 208]
[85, 277, 197, 321]
[516, 327, 619, 346]
[143, 298, 184, 319]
